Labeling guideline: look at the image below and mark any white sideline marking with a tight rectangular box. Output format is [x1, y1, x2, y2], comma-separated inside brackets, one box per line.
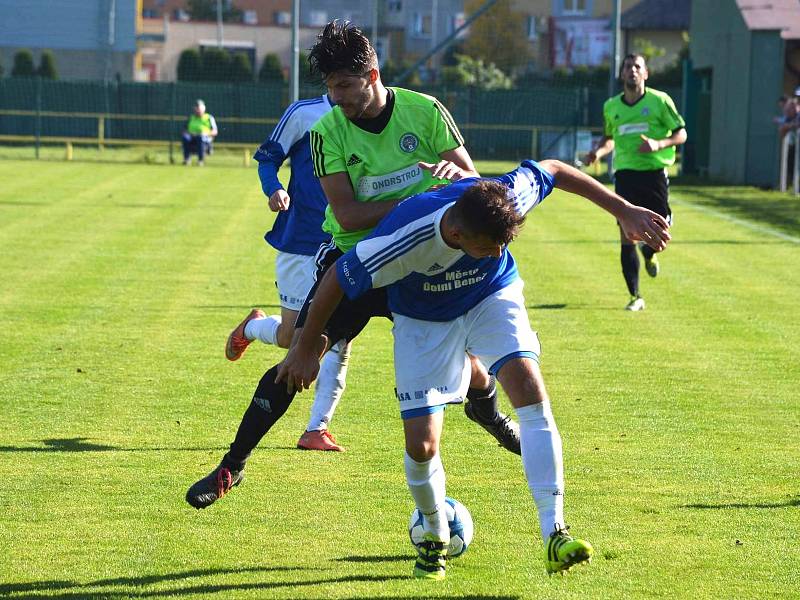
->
[671, 199, 800, 244]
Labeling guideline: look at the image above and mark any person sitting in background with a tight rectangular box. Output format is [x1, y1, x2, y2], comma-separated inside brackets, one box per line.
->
[182, 99, 218, 166]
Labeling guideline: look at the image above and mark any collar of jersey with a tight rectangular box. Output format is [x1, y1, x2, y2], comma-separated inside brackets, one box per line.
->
[432, 201, 462, 256]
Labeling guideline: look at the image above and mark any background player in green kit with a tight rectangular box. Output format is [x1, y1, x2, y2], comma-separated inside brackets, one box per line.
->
[585, 53, 686, 311]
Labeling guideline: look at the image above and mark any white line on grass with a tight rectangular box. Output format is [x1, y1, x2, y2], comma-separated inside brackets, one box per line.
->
[671, 199, 800, 244]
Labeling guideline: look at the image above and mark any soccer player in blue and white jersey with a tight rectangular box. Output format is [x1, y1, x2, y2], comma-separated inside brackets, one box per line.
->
[223, 94, 352, 452]
[278, 159, 671, 578]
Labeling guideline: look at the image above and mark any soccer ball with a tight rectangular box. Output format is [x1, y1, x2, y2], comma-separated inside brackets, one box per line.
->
[408, 497, 474, 558]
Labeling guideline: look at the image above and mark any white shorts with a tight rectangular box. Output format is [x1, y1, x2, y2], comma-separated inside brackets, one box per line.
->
[275, 252, 317, 312]
[392, 279, 541, 419]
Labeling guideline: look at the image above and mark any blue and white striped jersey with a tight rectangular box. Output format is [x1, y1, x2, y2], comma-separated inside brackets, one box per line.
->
[336, 160, 555, 321]
[254, 95, 333, 256]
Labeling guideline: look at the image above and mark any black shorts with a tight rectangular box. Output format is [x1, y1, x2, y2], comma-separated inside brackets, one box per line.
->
[294, 238, 392, 346]
[614, 169, 671, 222]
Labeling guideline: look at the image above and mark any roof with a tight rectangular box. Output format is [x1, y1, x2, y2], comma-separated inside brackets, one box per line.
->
[621, 0, 691, 30]
[737, 0, 800, 40]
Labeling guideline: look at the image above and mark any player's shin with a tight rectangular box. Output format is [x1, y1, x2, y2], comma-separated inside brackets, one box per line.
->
[404, 452, 449, 541]
[305, 340, 350, 431]
[227, 365, 297, 466]
[515, 402, 565, 540]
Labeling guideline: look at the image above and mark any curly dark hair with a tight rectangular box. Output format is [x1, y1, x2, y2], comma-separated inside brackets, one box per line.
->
[451, 180, 525, 246]
[308, 20, 378, 80]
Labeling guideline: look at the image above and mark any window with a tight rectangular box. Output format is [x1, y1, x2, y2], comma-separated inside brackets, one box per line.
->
[243, 10, 257, 25]
[388, 1, 402, 12]
[526, 16, 537, 40]
[412, 12, 432, 37]
[274, 11, 291, 25]
[562, 0, 588, 16]
[173, 9, 189, 21]
[449, 12, 465, 35]
[142, 8, 158, 18]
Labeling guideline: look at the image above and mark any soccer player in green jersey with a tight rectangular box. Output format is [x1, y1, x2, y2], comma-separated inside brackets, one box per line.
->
[185, 21, 518, 511]
[585, 54, 687, 311]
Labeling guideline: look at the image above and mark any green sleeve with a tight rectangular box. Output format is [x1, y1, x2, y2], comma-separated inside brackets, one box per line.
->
[430, 99, 464, 155]
[310, 125, 345, 178]
[660, 93, 686, 131]
[602, 101, 614, 138]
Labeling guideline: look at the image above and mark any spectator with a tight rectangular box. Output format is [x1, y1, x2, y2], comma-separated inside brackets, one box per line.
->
[182, 99, 218, 166]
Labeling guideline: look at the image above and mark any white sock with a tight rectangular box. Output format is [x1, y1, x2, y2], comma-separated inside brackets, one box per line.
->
[404, 452, 448, 542]
[515, 402, 565, 541]
[306, 341, 350, 431]
[244, 315, 281, 345]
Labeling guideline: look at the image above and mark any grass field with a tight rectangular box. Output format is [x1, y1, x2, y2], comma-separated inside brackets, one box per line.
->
[1, 159, 798, 599]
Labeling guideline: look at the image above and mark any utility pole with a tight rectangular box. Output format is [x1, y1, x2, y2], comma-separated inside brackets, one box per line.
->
[290, 0, 299, 104]
[216, 0, 224, 47]
[606, 0, 621, 176]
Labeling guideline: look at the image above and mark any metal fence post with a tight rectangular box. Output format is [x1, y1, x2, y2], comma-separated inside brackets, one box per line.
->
[35, 76, 42, 160]
[780, 133, 790, 192]
[794, 129, 799, 195]
[169, 82, 176, 164]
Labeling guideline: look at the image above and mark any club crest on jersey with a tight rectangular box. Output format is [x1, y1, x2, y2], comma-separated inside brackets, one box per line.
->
[399, 133, 419, 153]
[641, 107, 650, 116]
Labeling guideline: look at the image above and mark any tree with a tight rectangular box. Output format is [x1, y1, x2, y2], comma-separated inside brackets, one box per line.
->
[229, 52, 253, 82]
[0, 54, 4, 78]
[258, 53, 284, 82]
[37, 50, 58, 79]
[380, 59, 421, 87]
[177, 48, 203, 81]
[201, 47, 232, 81]
[440, 54, 512, 90]
[187, 0, 242, 22]
[461, 0, 530, 75]
[11, 50, 36, 77]
[633, 37, 666, 65]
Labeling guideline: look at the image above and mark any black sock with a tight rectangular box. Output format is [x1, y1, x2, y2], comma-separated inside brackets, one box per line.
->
[226, 365, 296, 467]
[466, 375, 498, 420]
[639, 243, 655, 261]
[620, 244, 640, 297]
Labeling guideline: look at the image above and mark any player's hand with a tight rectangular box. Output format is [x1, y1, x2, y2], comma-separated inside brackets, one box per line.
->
[419, 160, 466, 182]
[618, 205, 671, 251]
[583, 150, 598, 165]
[638, 134, 661, 153]
[276, 346, 320, 394]
[269, 189, 291, 212]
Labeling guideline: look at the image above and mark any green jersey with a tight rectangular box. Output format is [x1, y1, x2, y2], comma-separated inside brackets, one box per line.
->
[310, 87, 464, 251]
[603, 88, 685, 172]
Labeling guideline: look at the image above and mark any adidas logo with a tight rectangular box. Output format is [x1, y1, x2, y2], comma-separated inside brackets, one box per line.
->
[346, 154, 363, 166]
[427, 262, 444, 272]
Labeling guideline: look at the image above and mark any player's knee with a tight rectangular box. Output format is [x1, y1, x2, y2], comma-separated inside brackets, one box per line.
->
[497, 358, 549, 408]
[406, 443, 437, 463]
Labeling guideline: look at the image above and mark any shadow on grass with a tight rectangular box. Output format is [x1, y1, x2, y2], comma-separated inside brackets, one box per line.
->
[681, 496, 800, 510]
[335, 554, 410, 563]
[673, 186, 800, 238]
[0, 438, 226, 453]
[0, 569, 414, 600]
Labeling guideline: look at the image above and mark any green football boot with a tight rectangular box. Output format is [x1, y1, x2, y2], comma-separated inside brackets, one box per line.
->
[644, 253, 660, 278]
[545, 525, 593, 574]
[413, 533, 447, 580]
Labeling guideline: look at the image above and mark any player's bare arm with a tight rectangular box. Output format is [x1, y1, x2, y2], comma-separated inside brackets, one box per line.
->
[638, 128, 687, 153]
[277, 267, 345, 392]
[584, 135, 614, 164]
[539, 159, 671, 251]
[319, 171, 401, 231]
